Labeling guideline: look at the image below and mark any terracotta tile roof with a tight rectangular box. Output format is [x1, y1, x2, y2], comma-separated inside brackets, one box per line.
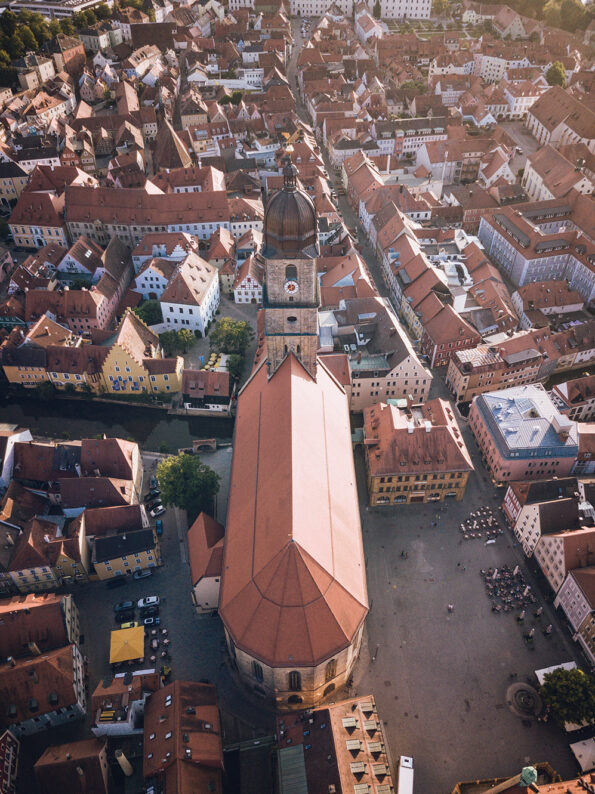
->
[423, 304, 481, 346]
[0, 482, 47, 532]
[0, 594, 70, 659]
[64, 186, 230, 227]
[0, 646, 79, 730]
[108, 309, 159, 364]
[59, 477, 134, 509]
[318, 353, 350, 386]
[13, 440, 81, 484]
[34, 737, 108, 794]
[515, 280, 583, 310]
[23, 164, 96, 196]
[9, 517, 81, 571]
[181, 369, 230, 400]
[143, 357, 180, 375]
[219, 355, 368, 668]
[153, 120, 192, 171]
[10, 192, 64, 229]
[365, 399, 474, 476]
[132, 233, 199, 259]
[46, 344, 109, 376]
[160, 252, 218, 307]
[233, 253, 264, 290]
[143, 681, 223, 791]
[80, 437, 136, 480]
[81, 504, 145, 537]
[91, 671, 160, 714]
[188, 513, 225, 584]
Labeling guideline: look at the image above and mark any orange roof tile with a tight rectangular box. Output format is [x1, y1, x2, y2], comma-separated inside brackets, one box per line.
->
[219, 355, 368, 668]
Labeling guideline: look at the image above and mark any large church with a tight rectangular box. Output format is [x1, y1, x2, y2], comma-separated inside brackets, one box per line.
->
[218, 161, 369, 710]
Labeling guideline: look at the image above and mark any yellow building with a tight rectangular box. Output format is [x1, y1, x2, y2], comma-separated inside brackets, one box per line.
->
[92, 528, 161, 579]
[1, 310, 184, 396]
[8, 517, 88, 593]
[0, 316, 72, 389]
[363, 399, 474, 506]
[0, 161, 29, 208]
[100, 310, 184, 395]
[9, 192, 68, 249]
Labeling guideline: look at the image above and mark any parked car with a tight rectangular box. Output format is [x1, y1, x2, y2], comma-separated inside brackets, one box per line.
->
[140, 605, 159, 617]
[150, 476, 159, 489]
[133, 569, 153, 580]
[143, 617, 160, 626]
[146, 499, 162, 511]
[106, 577, 126, 589]
[150, 505, 166, 518]
[138, 596, 160, 609]
[143, 489, 160, 502]
[120, 621, 140, 630]
[155, 519, 163, 536]
[114, 600, 135, 613]
[115, 611, 135, 624]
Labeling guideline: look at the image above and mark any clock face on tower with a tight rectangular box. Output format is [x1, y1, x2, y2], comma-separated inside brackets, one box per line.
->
[284, 280, 299, 295]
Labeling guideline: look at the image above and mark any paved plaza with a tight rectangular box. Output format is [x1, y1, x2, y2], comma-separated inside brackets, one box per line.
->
[353, 446, 583, 793]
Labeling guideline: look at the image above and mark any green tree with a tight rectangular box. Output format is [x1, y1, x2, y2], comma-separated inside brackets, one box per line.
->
[433, 0, 448, 14]
[226, 353, 244, 381]
[85, 9, 97, 24]
[59, 18, 75, 35]
[134, 299, 163, 326]
[19, 25, 38, 51]
[177, 328, 195, 353]
[0, 10, 17, 38]
[219, 95, 232, 105]
[6, 33, 25, 60]
[95, 2, 112, 19]
[35, 381, 56, 400]
[373, 0, 381, 16]
[159, 330, 180, 356]
[209, 317, 254, 355]
[230, 90, 243, 105]
[156, 452, 220, 520]
[546, 60, 565, 86]
[49, 19, 62, 36]
[540, 668, 595, 728]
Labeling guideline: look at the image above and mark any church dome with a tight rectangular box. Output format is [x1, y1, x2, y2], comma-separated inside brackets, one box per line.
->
[264, 160, 318, 257]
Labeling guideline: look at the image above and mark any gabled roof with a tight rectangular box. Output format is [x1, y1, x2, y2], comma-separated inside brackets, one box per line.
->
[153, 119, 192, 171]
[188, 513, 225, 584]
[220, 355, 368, 668]
[0, 646, 78, 730]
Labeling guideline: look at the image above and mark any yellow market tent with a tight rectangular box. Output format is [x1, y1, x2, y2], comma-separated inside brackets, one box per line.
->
[109, 626, 145, 664]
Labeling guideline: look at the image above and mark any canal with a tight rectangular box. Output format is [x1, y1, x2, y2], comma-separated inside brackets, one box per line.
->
[1, 397, 234, 450]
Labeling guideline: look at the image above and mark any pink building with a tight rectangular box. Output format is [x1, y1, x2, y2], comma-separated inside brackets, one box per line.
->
[469, 384, 579, 483]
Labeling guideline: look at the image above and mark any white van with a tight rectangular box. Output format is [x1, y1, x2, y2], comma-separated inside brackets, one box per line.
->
[397, 756, 414, 794]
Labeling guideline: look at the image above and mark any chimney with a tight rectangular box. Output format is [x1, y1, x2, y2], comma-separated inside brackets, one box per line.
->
[66, 753, 71, 760]
[115, 750, 133, 777]
[407, 421, 414, 434]
[6, 657, 15, 667]
[424, 420, 431, 433]
[28, 642, 41, 656]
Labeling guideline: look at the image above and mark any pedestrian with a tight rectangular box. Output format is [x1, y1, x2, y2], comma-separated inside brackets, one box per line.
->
[400, 550, 405, 558]
[457, 562, 461, 567]
[447, 603, 454, 613]
[462, 565, 466, 571]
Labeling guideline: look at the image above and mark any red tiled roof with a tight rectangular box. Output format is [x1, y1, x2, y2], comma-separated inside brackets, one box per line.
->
[219, 355, 368, 668]
[188, 513, 225, 584]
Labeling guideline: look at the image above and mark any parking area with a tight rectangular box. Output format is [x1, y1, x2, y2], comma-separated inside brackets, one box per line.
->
[73, 450, 273, 744]
[353, 445, 583, 793]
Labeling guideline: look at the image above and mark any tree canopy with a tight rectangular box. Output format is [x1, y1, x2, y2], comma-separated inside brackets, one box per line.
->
[226, 353, 244, 381]
[209, 317, 255, 355]
[134, 300, 163, 326]
[540, 668, 595, 728]
[546, 61, 565, 86]
[156, 452, 220, 521]
[177, 328, 195, 353]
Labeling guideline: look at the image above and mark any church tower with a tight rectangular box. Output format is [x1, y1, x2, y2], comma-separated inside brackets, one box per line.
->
[263, 160, 320, 378]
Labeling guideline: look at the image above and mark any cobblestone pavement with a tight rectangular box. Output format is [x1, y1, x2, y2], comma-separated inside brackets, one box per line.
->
[182, 297, 259, 388]
[73, 452, 274, 749]
[351, 377, 583, 792]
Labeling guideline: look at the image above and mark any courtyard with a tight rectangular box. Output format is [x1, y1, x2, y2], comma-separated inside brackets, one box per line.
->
[354, 446, 584, 793]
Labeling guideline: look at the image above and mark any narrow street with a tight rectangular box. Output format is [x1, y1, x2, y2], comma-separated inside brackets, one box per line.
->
[286, 20, 585, 791]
